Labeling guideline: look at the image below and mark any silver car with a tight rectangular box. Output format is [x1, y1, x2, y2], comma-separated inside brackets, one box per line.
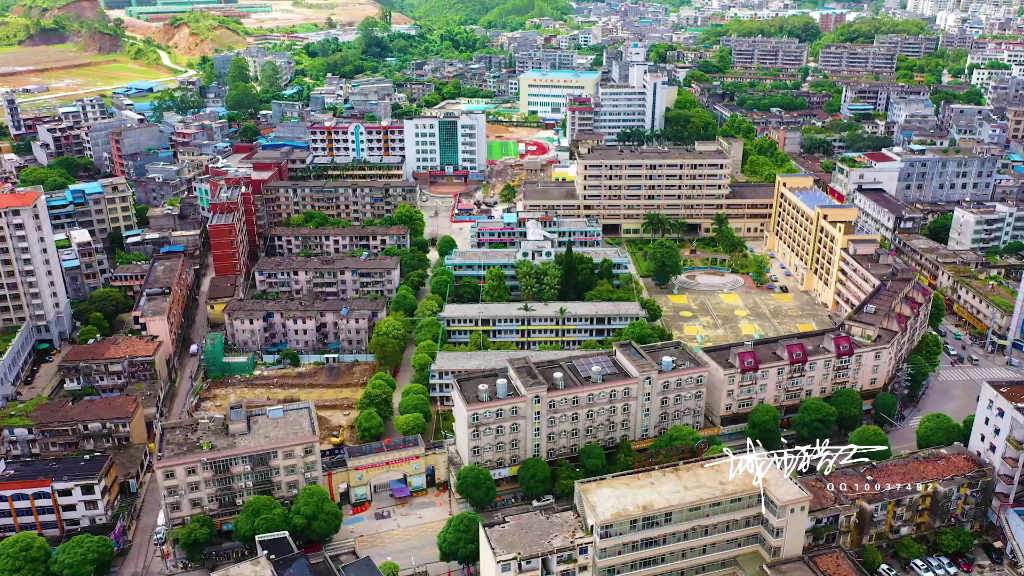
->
[878, 563, 900, 576]
[926, 557, 954, 576]
[910, 559, 934, 576]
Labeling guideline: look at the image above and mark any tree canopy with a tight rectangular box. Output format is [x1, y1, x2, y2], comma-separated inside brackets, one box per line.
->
[746, 404, 782, 451]
[235, 496, 291, 543]
[792, 397, 837, 443]
[456, 465, 496, 509]
[916, 413, 963, 449]
[848, 425, 892, 461]
[0, 532, 52, 576]
[290, 485, 344, 543]
[49, 534, 116, 576]
[437, 512, 482, 566]
[517, 457, 552, 498]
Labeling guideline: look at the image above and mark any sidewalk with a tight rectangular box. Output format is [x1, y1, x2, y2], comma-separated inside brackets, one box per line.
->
[340, 486, 454, 539]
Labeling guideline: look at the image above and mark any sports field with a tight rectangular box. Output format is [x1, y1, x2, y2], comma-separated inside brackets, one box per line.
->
[487, 140, 518, 161]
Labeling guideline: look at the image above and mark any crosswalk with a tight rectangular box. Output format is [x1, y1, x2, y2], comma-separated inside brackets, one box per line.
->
[906, 416, 923, 429]
[935, 366, 1022, 381]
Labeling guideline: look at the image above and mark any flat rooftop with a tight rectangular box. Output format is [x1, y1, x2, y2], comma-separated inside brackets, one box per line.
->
[144, 256, 184, 289]
[577, 457, 809, 521]
[439, 301, 645, 319]
[432, 350, 572, 373]
[484, 511, 584, 558]
[447, 245, 628, 263]
[520, 69, 601, 80]
[791, 187, 842, 211]
[224, 298, 386, 315]
[61, 336, 161, 362]
[0, 454, 111, 483]
[986, 380, 1024, 414]
[579, 145, 730, 162]
[728, 183, 775, 200]
[159, 402, 318, 462]
[269, 226, 408, 237]
[255, 255, 399, 271]
[700, 328, 856, 371]
[521, 181, 579, 202]
[856, 190, 918, 217]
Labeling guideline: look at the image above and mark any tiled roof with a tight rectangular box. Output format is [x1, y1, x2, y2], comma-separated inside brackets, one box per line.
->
[62, 337, 161, 362]
[798, 477, 842, 511]
[864, 452, 983, 486]
[30, 396, 139, 425]
[812, 551, 861, 576]
[862, 152, 897, 163]
[0, 190, 41, 209]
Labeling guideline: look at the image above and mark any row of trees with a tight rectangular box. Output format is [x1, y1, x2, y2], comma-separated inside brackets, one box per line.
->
[861, 528, 975, 575]
[354, 371, 400, 441]
[0, 532, 115, 576]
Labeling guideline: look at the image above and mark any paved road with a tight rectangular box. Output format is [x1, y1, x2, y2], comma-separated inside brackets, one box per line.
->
[116, 475, 167, 576]
[171, 252, 213, 419]
[355, 518, 462, 574]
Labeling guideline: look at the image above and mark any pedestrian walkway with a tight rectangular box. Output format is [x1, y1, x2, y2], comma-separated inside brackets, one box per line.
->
[936, 366, 1021, 381]
[906, 416, 923, 429]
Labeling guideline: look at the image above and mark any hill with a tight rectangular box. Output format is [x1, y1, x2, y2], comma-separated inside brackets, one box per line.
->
[11, 0, 104, 20]
[149, 14, 246, 57]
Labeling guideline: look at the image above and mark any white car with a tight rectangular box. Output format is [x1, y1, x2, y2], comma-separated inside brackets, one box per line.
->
[769, 274, 779, 282]
[911, 559, 935, 576]
[878, 564, 900, 576]
[532, 495, 555, 507]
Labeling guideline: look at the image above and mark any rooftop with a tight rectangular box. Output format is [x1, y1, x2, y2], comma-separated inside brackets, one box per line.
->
[0, 396, 139, 428]
[255, 255, 399, 271]
[520, 69, 601, 80]
[790, 187, 842, 211]
[439, 301, 645, 319]
[207, 276, 239, 301]
[432, 350, 572, 373]
[158, 401, 318, 463]
[224, 298, 386, 315]
[521, 181, 579, 202]
[269, 226, 409, 237]
[855, 190, 918, 217]
[447, 245, 628, 263]
[700, 328, 864, 372]
[796, 476, 848, 512]
[728, 183, 775, 200]
[61, 336, 161, 362]
[144, 255, 186, 289]
[263, 180, 414, 190]
[579, 145, 730, 162]
[484, 511, 585, 558]
[0, 189, 41, 209]
[822, 446, 988, 503]
[988, 380, 1024, 412]
[577, 457, 809, 521]
[0, 454, 112, 484]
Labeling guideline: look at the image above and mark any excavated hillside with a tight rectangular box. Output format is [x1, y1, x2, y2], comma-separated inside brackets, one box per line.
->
[150, 20, 245, 57]
[12, 0, 104, 20]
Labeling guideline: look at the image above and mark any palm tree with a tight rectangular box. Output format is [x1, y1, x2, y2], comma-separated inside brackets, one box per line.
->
[519, 303, 536, 313]
[711, 212, 730, 236]
[642, 212, 662, 240]
[557, 306, 569, 322]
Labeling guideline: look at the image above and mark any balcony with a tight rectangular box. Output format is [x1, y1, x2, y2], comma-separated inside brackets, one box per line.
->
[1004, 455, 1021, 469]
[1008, 436, 1023, 451]
[998, 473, 1016, 486]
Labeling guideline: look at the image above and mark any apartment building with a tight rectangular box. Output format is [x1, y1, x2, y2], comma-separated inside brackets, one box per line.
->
[451, 340, 708, 471]
[967, 379, 1024, 511]
[3, 92, 25, 137]
[0, 455, 119, 536]
[268, 226, 410, 257]
[307, 120, 406, 164]
[818, 45, 898, 78]
[59, 336, 168, 397]
[821, 447, 991, 546]
[262, 181, 418, 227]
[58, 97, 111, 126]
[133, 255, 195, 361]
[445, 237, 630, 297]
[720, 36, 808, 69]
[874, 34, 939, 58]
[563, 66, 676, 142]
[948, 202, 1024, 251]
[570, 459, 810, 576]
[481, 510, 594, 576]
[851, 190, 924, 238]
[110, 264, 149, 300]
[940, 33, 976, 50]
[832, 149, 998, 204]
[0, 323, 35, 406]
[404, 111, 487, 184]
[0, 188, 72, 343]
[967, 45, 1024, 67]
[1, 396, 147, 460]
[45, 177, 138, 248]
[56, 229, 109, 301]
[840, 83, 930, 116]
[254, 255, 400, 298]
[520, 70, 602, 117]
[430, 350, 570, 406]
[795, 477, 858, 549]
[520, 143, 772, 238]
[31, 123, 86, 166]
[155, 401, 322, 527]
[223, 298, 386, 354]
[765, 175, 880, 310]
[1007, 105, 1024, 142]
[515, 50, 581, 74]
[470, 214, 602, 248]
[208, 212, 249, 278]
[440, 302, 646, 350]
[109, 123, 164, 178]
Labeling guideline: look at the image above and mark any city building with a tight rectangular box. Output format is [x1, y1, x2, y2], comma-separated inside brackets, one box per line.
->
[440, 301, 647, 350]
[519, 70, 602, 118]
[83, 117, 134, 171]
[818, 45, 898, 78]
[967, 379, 1024, 511]
[59, 336, 168, 397]
[110, 264, 150, 300]
[794, 479, 857, 549]
[1, 396, 147, 460]
[223, 298, 386, 354]
[840, 83, 930, 116]
[0, 188, 72, 343]
[0, 323, 34, 406]
[123, 229, 202, 257]
[831, 148, 999, 204]
[451, 340, 709, 471]
[520, 143, 772, 238]
[404, 111, 487, 184]
[429, 350, 570, 406]
[720, 36, 808, 69]
[572, 458, 811, 576]
[0, 455, 119, 536]
[253, 255, 400, 298]
[262, 181, 418, 227]
[470, 214, 602, 248]
[480, 510, 593, 576]
[563, 66, 677, 142]
[132, 255, 195, 361]
[765, 175, 880, 309]
[2, 92, 25, 136]
[205, 276, 239, 325]
[132, 162, 192, 207]
[515, 50, 581, 74]
[948, 202, 1024, 251]
[108, 123, 164, 178]
[56, 229, 109, 301]
[306, 120, 406, 168]
[851, 190, 924, 238]
[31, 123, 86, 166]
[45, 178, 139, 248]
[268, 226, 409, 257]
[874, 34, 939, 58]
[208, 212, 249, 278]
[154, 401, 321, 527]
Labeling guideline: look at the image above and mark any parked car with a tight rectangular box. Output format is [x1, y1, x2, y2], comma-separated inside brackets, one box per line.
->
[910, 559, 934, 576]
[780, 285, 789, 293]
[936, 556, 957, 576]
[769, 274, 779, 282]
[925, 557, 952, 576]
[531, 495, 555, 507]
[981, 543, 1004, 564]
[950, 553, 973, 573]
[878, 564, 900, 576]
[937, 327, 947, 337]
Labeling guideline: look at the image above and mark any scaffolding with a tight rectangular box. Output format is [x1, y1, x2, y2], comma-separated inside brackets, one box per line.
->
[203, 333, 255, 378]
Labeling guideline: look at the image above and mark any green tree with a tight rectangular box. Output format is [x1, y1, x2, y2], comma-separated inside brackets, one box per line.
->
[49, 534, 116, 576]
[651, 425, 702, 452]
[403, 269, 429, 292]
[239, 123, 260, 143]
[872, 392, 899, 427]
[201, 60, 216, 85]
[559, 240, 577, 300]
[431, 267, 456, 300]
[87, 312, 111, 336]
[862, 545, 884, 573]
[259, 61, 284, 95]
[368, 372, 397, 392]
[391, 286, 418, 317]
[718, 114, 756, 140]
[499, 183, 517, 204]
[398, 393, 431, 423]
[437, 512, 482, 566]
[746, 404, 782, 451]
[379, 562, 401, 576]
[1002, 240, 1024, 254]
[357, 382, 395, 422]
[894, 536, 926, 560]
[394, 204, 426, 238]
[579, 442, 607, 477]
[134, 204, 150, 226]
[916, 413, 963, 449]
[929, 292, 946, 329]
[456, 465, 496, 509]
[77, 325, 100, 343]
[438, 235, 458, 257]
[924, 213, 953, 245]
[176, 514, 216, 563]
[279, 348, 301, 367]
[614, 437, 635, 471]
[848, 425, 892, 461]
[227, 56, 251, 85]
[649, 239, 683, 285]
[355, 409, 385, 442]
[792, 398, 837, 443]
[962, 414, 975, 445]
[0, 531, 52, 576]
[235, 496, 291, 543]
[395, 412, 428, 436]
[291, 485, 343, 543]
[411, 353, 433, 374]
[674, 90, 700, 111]
[415, 318, 445, 346]
[552, 459, 581, 497]
[368, 314, 411, 370]
[935, 527, 975, 555]
[483, 267, 511, 302]
[226, 83, 261, 117]
[517, 457, 552, 498]
[830, 388, 863, 432]
[663, 108, 718, 145]
[401, 383, 430, 399]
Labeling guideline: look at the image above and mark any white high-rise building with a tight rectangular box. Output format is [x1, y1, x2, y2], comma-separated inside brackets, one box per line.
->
[565, 65, 677, 141]
[403, 111, 487, 181]
[0, 188, 72, 343]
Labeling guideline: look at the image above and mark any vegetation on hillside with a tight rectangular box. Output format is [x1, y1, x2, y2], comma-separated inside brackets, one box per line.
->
[380, 0, 572, 30]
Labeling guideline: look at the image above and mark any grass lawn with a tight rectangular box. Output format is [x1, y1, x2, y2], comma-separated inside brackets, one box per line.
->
[432, 409, 455, 441]
[626, 239, 689, 277]
[2, 47, 173, 102]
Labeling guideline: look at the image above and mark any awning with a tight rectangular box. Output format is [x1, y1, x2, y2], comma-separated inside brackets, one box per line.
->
[390, 478, 411, 498]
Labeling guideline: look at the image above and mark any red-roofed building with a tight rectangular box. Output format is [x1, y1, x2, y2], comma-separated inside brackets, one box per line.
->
[59, 336, 168, 397]
[1, 396, 147, 460]
[861, 152, 898, 163]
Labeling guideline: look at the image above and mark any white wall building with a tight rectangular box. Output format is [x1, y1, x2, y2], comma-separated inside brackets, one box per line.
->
[948, 202, 1024, 251]
[403, 111, 487, 179]
[967, 379, 1024, 511]
[520, 70, 602, 118]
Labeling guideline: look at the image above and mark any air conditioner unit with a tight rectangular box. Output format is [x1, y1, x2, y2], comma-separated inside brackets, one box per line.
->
[304, 472, 312, 478]
[201, 458, 207, 463]
[290, 489, 299, 494]
[244, 465, 251, 471]
[235, 499, 244, 506]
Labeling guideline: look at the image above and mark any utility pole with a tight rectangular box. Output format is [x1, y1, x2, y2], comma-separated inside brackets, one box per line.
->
[985, 308, 998, 354]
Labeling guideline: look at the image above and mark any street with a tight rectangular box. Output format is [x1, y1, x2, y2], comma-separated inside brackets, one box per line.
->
[354, 519, 463, 576]
[171, 253, 214, 419]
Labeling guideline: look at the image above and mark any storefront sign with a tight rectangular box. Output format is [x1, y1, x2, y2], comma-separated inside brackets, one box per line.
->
[953, 303, 987, 331]
[699, 426, 722, 438]
[354, 456, 420, 471]
[490, 467, 510, 480]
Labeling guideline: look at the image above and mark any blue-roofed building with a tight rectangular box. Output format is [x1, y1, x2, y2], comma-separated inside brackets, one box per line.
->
[44, 177, 139, 249]
[123, 80, 167, 93]
[55, 229, 110, 301]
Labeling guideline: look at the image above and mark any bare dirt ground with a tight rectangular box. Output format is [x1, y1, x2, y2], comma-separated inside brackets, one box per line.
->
[199, 362, 379, 445]
[486, 125, 544, 140]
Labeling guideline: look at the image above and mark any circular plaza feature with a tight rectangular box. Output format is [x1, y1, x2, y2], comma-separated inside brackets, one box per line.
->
[672, 271, 746, 291]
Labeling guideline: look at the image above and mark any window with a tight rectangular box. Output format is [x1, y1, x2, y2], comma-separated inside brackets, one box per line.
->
[548, 400, 556, 410]
[186, 466, 198, 476]
[533, 396, 541, 406]
[163, 471, 176, 480]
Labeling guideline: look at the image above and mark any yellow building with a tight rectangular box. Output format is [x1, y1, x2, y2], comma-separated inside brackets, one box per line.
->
[765, 175, 879, 310]
[206, 276, 239, 326]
